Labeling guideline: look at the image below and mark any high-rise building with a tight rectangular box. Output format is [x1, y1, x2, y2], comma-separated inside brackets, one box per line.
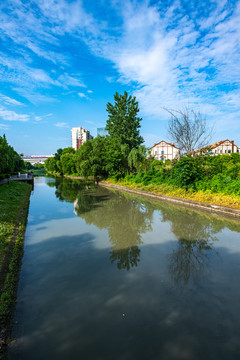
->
[97, 127, 108, 136]
[71, 127, 94, 150]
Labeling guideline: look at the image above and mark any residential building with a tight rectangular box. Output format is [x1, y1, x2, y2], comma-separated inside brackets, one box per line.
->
[97, 127, 108, 136]
[197, 139, 239, 155]
[149, 140, 181, 163]
[71, 127, 94, 150]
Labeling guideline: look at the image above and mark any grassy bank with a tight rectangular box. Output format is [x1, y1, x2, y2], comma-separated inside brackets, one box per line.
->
[0, 181, 31, 356]
[105, 178, 240, 210]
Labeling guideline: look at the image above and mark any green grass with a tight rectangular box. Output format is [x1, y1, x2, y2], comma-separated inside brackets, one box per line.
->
[106, 178, 240, 210]
[0, 181, 31, 355]
[0, 181, 29, 268]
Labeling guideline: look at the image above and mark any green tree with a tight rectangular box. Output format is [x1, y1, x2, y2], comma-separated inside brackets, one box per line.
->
[106, 91, 143, 150]
[44, 157, 58, 173]
[128, 146, 146, 173]
[0, 134, 24, 176]
[171, 156, 203, 189]
[60, 153, 76, 175]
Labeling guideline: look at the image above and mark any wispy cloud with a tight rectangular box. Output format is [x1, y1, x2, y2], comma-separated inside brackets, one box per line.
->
[0, 123, 9, 130]
[55, 122, 69, 128]
[0, 105, 30, 121]
[58, 74, 86, 88]
[34, 113, 53, 122]
[1, 0, 240, 137]
[80, 0, 240, 124]
[78, 92, 88, 98]
[0, 94, 24, 106]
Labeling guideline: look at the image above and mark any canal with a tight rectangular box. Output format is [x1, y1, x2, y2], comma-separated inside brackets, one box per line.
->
[8, 176, 240, 360]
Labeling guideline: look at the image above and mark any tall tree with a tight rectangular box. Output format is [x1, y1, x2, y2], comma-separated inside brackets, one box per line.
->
[165, 107, 213, 154]
[0, 134, 24, 175]
[106, 91, 143, 150]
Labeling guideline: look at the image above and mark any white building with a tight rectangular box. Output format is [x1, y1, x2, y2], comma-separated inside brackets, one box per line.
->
[197, 139, 240, 155]
[71, 127, 94, 150]
[22, 155, 54, 165]
[210, 140, 239, 155]
[149, 140, 181, 163]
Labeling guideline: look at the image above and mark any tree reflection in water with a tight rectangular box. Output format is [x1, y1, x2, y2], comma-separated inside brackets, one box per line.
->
[48, 178, 240, 278]
[168, 238, 215, 285]
[75, 190, 154, 271]
[51, 178, 154, 270]
[160, 203, 221, 285]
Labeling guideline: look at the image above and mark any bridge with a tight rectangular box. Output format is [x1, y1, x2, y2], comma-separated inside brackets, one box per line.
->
[22, 155, 54, 165]
[0, 174, 34, 188]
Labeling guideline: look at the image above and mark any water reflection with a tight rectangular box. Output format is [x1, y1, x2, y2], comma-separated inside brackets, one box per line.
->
[50, 179, 153, 270]
[155, 203, 220, 285]
[168, 238, 216, 285]
[75, 190, 153, 271]
[9, 177, 240, 360]
[51, 178, 240, 282]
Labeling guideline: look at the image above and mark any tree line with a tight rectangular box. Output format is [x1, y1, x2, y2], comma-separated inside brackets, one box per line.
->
[45, 91, 148, 180]
[44, 91, 240, 196]
[0, 134, 24, 179]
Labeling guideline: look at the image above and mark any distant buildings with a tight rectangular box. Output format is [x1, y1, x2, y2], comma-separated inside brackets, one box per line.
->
[149, 140, 181, 163]
[71, 127, 94, 150]
[97, 127, 108, 136]
[196, 139, 240, 155]
[22, 155, 54, 165]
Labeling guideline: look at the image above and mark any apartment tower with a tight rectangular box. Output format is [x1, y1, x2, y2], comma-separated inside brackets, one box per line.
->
[71, 127, 94, 150]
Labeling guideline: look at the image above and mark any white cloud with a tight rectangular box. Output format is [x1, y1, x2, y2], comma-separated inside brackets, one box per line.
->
[0, 0, 240, 134]
[0, 94, 24, 106]
[0, 105, 30, 121]
[13, 87, 57, 104]
[78, 92, 87, 98]
[34, 116, 42, 121]
[34, 113, 53, 123]
[0, 123, 9, 130]
[55, 122, 69, 128]
[58, 74, 86, 88]
[80, 0, 240, 128]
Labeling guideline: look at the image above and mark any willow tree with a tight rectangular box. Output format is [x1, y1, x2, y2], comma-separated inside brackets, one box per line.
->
[106, 91, 143, 150]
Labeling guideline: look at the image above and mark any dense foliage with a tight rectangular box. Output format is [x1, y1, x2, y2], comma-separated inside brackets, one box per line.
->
[106, 91, 143, 150]
[123, 153, 240, 196]
[45, 136, 148, 180]
[44, 91, 240, 199]
[0, 135, 24, 178]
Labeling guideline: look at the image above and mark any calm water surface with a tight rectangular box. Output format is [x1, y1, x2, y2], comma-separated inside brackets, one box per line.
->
[8, 177, 240, 360]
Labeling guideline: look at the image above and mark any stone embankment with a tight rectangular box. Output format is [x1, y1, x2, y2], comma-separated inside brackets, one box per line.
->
[100, 182, 240, 218]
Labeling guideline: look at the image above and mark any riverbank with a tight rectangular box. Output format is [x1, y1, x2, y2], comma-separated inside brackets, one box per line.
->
[101, 180, 240, 218]
[0, 182, 32, 357]
[47, 173, 240, 216]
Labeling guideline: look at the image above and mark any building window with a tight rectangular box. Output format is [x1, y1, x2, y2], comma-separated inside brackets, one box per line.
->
[161, 151, 164, 154]
[237, 150, 239, 153]
[215, 150, 217, 153]
[161, 157, 164, 161]
[225, 150, 227, 153]
[155, 150, 157, 155]
[220, 150, 222, 154]
[228, 150, 231, 153]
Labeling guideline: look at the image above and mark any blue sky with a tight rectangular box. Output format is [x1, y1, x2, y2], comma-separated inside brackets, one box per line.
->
[0, 0, 240, 155]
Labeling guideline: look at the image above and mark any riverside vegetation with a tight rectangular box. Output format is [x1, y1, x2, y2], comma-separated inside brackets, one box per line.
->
[0, 181, 31, 354]
[45, 92, 240, 209]
[0, 135, 32, 354]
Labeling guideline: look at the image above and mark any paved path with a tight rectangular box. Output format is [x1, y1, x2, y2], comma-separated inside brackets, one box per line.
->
[0, 174, 33, 186]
